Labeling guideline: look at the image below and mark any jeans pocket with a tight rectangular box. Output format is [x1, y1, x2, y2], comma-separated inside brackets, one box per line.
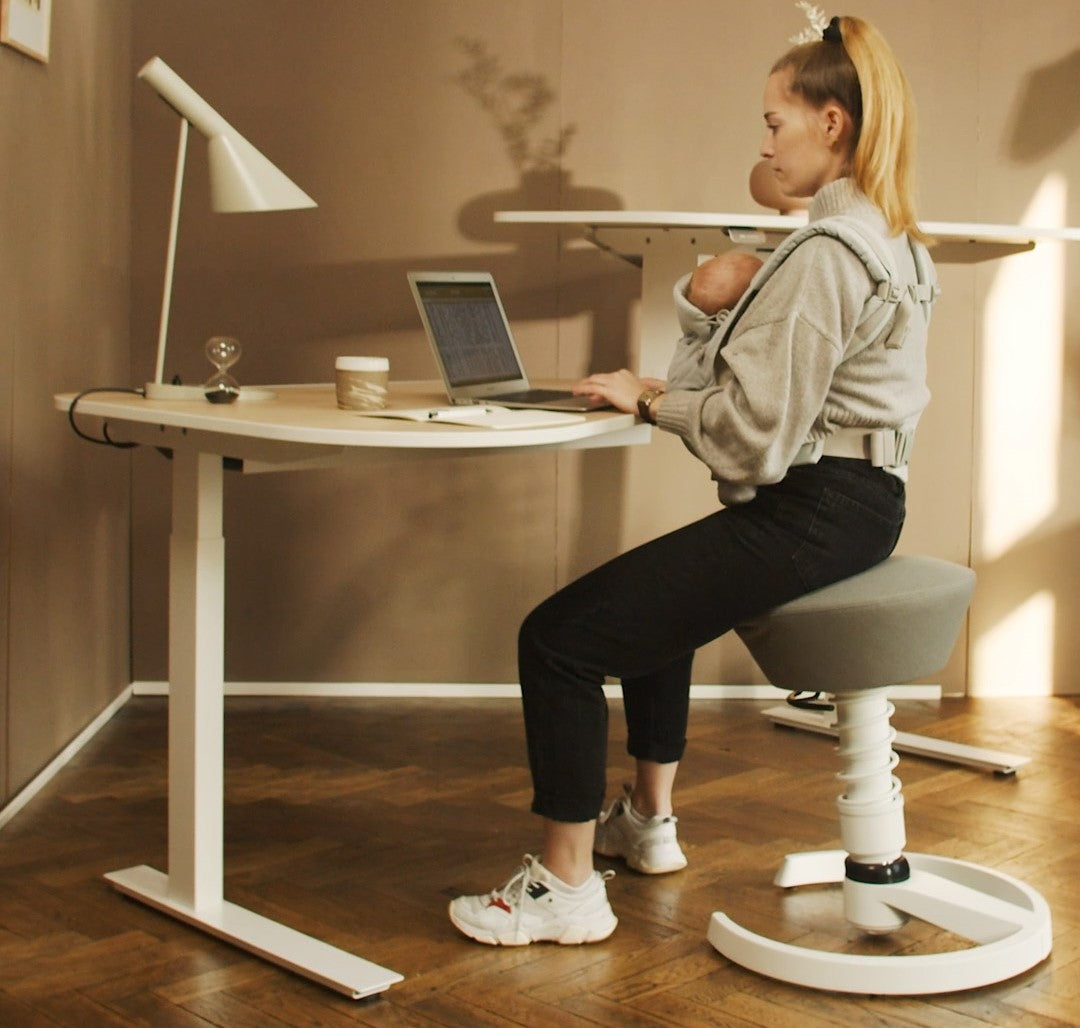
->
[791, 483, 905, 591]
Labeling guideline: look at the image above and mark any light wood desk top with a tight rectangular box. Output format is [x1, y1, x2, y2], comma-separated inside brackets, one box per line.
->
[58, 381, 650, 466]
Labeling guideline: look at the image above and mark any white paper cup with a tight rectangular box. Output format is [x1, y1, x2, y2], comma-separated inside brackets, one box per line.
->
[335, 356, 389, 410]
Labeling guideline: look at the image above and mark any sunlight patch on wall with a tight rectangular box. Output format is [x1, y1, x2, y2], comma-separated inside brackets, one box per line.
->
[973, 589, 1056, 697]
[978, 173, 1066, 563]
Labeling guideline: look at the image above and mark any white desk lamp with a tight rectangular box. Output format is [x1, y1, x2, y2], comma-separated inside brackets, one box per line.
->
[138, 56, 317, 400]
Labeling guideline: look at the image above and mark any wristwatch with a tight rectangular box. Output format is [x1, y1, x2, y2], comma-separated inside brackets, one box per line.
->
[636, 387, 664, 423]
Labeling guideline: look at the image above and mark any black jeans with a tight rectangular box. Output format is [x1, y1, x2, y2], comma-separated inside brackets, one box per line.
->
[519, 457, 906, 823]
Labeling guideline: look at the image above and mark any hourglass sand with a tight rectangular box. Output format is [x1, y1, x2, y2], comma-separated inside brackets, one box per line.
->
[204, 336, 242, 404]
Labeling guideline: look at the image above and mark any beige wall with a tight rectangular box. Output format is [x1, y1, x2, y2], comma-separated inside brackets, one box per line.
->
[129, 0, 1080, 695]
[0, 2, 132, 804]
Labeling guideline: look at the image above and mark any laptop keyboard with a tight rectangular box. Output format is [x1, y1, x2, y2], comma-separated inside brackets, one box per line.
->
[488, 388, 574, 402]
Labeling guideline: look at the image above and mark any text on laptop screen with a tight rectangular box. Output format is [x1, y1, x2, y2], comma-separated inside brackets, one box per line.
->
[416, 281, 523, 386]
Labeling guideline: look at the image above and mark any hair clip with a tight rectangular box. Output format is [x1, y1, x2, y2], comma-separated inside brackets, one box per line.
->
[823, 16, 843, 43]
[789, 2, 829, 44]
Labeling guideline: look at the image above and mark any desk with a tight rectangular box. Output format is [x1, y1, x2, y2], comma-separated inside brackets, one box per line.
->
[57, 382, 648, 998]
[495, 210, 1080, 375]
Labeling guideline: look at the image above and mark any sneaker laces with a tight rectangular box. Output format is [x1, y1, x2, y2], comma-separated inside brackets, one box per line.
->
[485, 855, 540, 936]
[485, 855, 613, 936]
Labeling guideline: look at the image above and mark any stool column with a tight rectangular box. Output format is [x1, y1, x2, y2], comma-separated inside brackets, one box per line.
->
[834, 689, 910, 933]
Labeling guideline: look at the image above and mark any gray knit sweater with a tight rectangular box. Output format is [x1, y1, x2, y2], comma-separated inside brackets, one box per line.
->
[657, 177, 932, 505]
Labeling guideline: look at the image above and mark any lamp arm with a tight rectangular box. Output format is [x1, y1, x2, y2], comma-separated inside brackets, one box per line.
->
[154, 117, 189, 387]
[139, 57, 231, 139]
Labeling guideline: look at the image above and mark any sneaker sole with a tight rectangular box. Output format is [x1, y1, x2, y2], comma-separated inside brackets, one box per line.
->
[448, 904, 618, 946]
[594, 841, 687, 875]
[629, 852, 688, 875]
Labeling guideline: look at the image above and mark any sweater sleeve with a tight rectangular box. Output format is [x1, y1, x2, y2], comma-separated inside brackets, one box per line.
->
[666, 272, 742, 391]
[655, 236, 873, 503]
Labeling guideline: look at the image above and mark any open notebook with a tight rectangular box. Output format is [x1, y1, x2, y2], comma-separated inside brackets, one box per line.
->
[357, 404, 585, 429]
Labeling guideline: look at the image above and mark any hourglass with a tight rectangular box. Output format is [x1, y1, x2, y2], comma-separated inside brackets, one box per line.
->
[203, 336, 242, 403]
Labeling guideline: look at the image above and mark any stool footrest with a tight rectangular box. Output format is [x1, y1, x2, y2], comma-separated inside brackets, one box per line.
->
[710, 851, 1052, 995]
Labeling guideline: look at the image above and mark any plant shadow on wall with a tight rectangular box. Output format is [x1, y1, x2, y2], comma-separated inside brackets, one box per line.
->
[453, 37, 624, 245]
[451, 36, 631, 376]
[972, 44, 1080, 695]
[217, 41, 646, 683]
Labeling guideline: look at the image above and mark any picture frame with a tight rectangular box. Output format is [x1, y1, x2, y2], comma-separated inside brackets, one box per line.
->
[1, 0, 51, 63]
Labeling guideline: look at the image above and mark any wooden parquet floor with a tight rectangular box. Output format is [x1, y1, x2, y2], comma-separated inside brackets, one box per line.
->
[1, 694, 1078, 1026]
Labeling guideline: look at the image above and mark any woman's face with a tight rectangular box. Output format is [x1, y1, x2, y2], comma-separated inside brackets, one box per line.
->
[759, 70, 849, 200]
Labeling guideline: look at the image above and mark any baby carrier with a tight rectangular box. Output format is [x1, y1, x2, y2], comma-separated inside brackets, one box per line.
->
[715, 215, 940, 469]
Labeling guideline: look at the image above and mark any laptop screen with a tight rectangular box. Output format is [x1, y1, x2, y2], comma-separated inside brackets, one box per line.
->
[413, 279, 523, 387]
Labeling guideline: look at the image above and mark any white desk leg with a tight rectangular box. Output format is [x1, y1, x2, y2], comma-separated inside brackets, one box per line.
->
[168, 448, 225, 908]
[638, 237, 695, 378]
[106, 448, 403, 998]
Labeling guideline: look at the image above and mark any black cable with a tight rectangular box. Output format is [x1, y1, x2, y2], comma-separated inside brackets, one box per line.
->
[785, 691, 835, 712]
[67, 387, 144, 449]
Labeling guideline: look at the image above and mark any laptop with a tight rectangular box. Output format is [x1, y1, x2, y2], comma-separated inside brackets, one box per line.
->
[407, 270, 609, 411]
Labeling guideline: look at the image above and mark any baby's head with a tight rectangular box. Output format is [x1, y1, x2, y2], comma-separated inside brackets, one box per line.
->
[749, 159, 811, 216]
[713, 251, 763, 297]
[690, 250, 763, 314]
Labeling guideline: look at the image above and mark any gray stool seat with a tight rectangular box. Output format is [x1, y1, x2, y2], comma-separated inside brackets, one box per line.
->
[707, 555, 1052, 995]
[736, 554, 975, 693]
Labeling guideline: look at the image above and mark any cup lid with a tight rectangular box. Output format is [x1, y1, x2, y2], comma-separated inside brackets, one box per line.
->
[335, 356, 389, 371]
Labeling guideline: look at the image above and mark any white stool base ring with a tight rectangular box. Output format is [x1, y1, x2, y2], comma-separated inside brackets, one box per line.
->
[708, 849, 1052, 995]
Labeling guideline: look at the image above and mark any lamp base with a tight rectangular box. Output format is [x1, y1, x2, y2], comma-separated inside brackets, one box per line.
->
[145, 381, 206, 401]
[144, 382, 277, 403]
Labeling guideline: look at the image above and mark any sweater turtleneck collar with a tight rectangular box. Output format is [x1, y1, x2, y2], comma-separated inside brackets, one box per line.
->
[809, 177, 865, 221]
[809, 177, 890, 236]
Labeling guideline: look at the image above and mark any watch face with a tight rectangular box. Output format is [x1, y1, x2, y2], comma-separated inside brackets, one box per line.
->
[637, 389, 659, 421]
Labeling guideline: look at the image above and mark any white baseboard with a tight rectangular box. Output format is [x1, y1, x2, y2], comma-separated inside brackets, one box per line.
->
[131, 681, 943, 701]
[0, 685, 133, 831]
[2, 680, 943, 831]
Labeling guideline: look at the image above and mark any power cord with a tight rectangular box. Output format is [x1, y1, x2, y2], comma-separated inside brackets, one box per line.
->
[785, 691, 835, 712]
[67, 387, 144, 449]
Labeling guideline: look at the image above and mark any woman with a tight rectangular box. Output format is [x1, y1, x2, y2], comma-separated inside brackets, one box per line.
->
[450, 14, 934, 946]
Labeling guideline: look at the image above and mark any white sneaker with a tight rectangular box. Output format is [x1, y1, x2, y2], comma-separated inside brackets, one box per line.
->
[594, 785, 688, 874]
[449, 855, 617, 946]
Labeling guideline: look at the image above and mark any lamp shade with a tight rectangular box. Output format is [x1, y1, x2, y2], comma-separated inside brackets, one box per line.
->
[206, 133, 316, 212]
[138, 56, 316, 213]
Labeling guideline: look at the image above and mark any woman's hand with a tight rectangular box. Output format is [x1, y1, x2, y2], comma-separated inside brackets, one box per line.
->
[573, 370, 666, 414]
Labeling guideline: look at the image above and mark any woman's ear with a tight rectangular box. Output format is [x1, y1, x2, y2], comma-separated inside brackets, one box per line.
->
[822, 102, 854, 147]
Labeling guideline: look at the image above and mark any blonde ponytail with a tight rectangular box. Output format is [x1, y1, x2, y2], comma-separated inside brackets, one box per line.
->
[772, 16, 925, 241]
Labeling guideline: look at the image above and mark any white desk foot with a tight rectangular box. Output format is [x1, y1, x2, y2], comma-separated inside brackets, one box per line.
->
[708, 851, 1052, 995]
[106, 866, 404, 999]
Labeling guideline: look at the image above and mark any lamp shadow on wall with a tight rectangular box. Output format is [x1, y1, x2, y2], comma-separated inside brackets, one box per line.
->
[971, 46, 1080, 696]
[206, 42, 649, 682]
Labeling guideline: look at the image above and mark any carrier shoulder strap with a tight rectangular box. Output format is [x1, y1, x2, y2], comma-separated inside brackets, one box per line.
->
[717, 215, 940, 353]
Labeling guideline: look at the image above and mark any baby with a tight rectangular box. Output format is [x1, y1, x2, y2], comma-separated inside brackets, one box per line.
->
[685, 249, 763, 316]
